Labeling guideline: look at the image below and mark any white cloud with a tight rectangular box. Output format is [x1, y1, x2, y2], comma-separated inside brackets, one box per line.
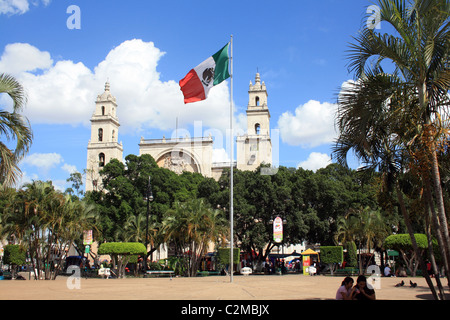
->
[1, 39, 237, 134]
[61, 163, 77, 175]
[0, 0, 50, 15]
[277, 100, 338, 148]
[212, 148, 230, 163]
[21, 152, 63, 171]
[298, 152, 332, 172]
[0, 43, 53, 74]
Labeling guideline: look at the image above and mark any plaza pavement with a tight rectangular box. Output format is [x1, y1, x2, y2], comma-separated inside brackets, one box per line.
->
[0, 274, 446, 300]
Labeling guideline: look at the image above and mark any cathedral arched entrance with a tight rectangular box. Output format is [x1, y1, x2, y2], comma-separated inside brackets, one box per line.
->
[155, 149, 200, 175]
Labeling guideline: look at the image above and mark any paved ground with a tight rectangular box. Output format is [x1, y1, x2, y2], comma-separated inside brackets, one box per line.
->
[0, 274, 447, 300]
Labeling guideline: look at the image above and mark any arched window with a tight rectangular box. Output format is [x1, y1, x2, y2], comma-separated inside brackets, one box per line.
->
[99, 153, 105, 167]
[101, 106, 105, 115]
[98, 128, 103, 142]
[255, 123, 261, 135]
[255, 96, 260, 106]
[112, 130, 115, 141]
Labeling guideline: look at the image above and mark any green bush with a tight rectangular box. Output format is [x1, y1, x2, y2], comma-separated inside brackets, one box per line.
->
[320, 246, 344, 264]
[167, 256, 188, 276]
[384, 234, 428, 277]
[3, 245, 26, 279]
[384, 234, 428, 250]
[217, 248, 240, 266]
[98, 242, 146, 255]
[98, 242, 146, 278]
[3, 245, 26, 266]
[320, 246, 343, 275]
[345, 242, 357, 267]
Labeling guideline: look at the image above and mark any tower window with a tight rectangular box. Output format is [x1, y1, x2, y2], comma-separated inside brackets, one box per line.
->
[98, 128, 103, 142]
[102, 106, 105, 116]
[255, 96, 260, 106]
[99, 153, 105, 167]
[255, 123, 261, 135]
[112, 130, 115, 141]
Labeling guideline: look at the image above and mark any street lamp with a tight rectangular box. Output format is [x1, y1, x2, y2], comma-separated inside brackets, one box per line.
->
[144, 176, 154, 272]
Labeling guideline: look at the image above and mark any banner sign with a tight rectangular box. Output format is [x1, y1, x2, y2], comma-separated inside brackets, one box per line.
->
[273, 217, 283, 243]
[83, 230, 93, 245]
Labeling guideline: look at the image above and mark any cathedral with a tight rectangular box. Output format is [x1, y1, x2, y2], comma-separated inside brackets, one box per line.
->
[86, 73, 272, 192]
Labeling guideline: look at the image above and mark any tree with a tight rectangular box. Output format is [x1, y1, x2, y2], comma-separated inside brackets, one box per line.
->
[384, 234, 428, 277]
[217, 164, 378, 269]
[344, 0, 450, 286]
[0, 73, 33, 188]
[2, 181, 98, 280]
[3, 245, 26, 279]
[334, 0, 450, 298]
[335, 207, 390, 274]
[320, 246, 344, 276]
[163, 198, 228, 277]
[98, 242, 146, 278]
[66, 172, 84, 198]
[85, 154, 208, 246]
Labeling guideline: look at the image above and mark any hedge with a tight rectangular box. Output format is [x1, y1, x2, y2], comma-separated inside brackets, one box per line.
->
[384, 234, 428, 250]
[98, 242, 146, 278]
[320, 246, 344, 264]
[217, 248, 240, 266]
[98, 242, 146, 255]
[3, 245, 26, 266]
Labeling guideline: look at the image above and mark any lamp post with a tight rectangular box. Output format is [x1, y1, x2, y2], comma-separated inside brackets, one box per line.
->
[144, 176, 154, 272]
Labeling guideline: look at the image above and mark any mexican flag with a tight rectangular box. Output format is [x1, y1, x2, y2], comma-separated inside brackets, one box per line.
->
[179, 43, 230, 104]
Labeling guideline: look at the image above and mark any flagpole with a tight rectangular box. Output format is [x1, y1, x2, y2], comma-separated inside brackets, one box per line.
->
[229, 34, 234, 283]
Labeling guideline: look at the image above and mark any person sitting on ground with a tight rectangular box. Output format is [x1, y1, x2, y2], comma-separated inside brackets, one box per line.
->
[353, 275, 376, 300]
[384, 264, 393, 277]
[336, 276, 356, 300]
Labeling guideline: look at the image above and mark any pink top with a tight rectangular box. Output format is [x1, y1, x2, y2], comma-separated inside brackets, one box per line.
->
[336, 285, 351, 300]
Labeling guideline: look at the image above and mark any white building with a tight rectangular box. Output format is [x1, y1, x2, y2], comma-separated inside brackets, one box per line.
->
[86, 73, 273, 192]
[86, 81, 123, 192]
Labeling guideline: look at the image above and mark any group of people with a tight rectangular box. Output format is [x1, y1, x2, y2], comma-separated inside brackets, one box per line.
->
[336, 276, 376, 300]
[263, 258, 288, 275]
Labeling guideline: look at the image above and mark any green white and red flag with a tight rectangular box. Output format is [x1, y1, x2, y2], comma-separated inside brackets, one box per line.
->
[179, 43, 231, 104]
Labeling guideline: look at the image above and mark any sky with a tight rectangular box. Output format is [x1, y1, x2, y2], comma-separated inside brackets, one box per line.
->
[0, 0, 374, 192]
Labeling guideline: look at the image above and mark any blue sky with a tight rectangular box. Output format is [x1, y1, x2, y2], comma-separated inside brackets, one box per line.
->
[0, 0, 373, 191]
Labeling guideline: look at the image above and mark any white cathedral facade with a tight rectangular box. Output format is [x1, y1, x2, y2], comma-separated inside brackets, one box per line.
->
[86, 73, 272, 192]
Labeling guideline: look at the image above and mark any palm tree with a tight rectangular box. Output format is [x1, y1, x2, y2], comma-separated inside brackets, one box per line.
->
[0, 73, 33, 188]
[2, 181, 99, 280]
[163, 198, 228, 277]
[335, 207, 390, 274]
[345, 0, 450, 271]
[334, 0, 450, 297]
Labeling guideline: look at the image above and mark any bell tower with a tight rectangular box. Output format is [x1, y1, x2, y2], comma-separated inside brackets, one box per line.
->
[236, 73, 272, 171]
[86, 82, 123, 192]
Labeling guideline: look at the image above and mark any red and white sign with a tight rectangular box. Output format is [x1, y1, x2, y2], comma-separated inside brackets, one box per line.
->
[273, 217, 283, 243]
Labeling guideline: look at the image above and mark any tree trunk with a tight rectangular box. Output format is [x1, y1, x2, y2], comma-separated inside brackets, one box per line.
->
[423, 179, 450, 288]
[420, 80, 450, 287]
[429, 148, 450, 285]
[425, 212, 446, 300]
[396, 182, 439, 300]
